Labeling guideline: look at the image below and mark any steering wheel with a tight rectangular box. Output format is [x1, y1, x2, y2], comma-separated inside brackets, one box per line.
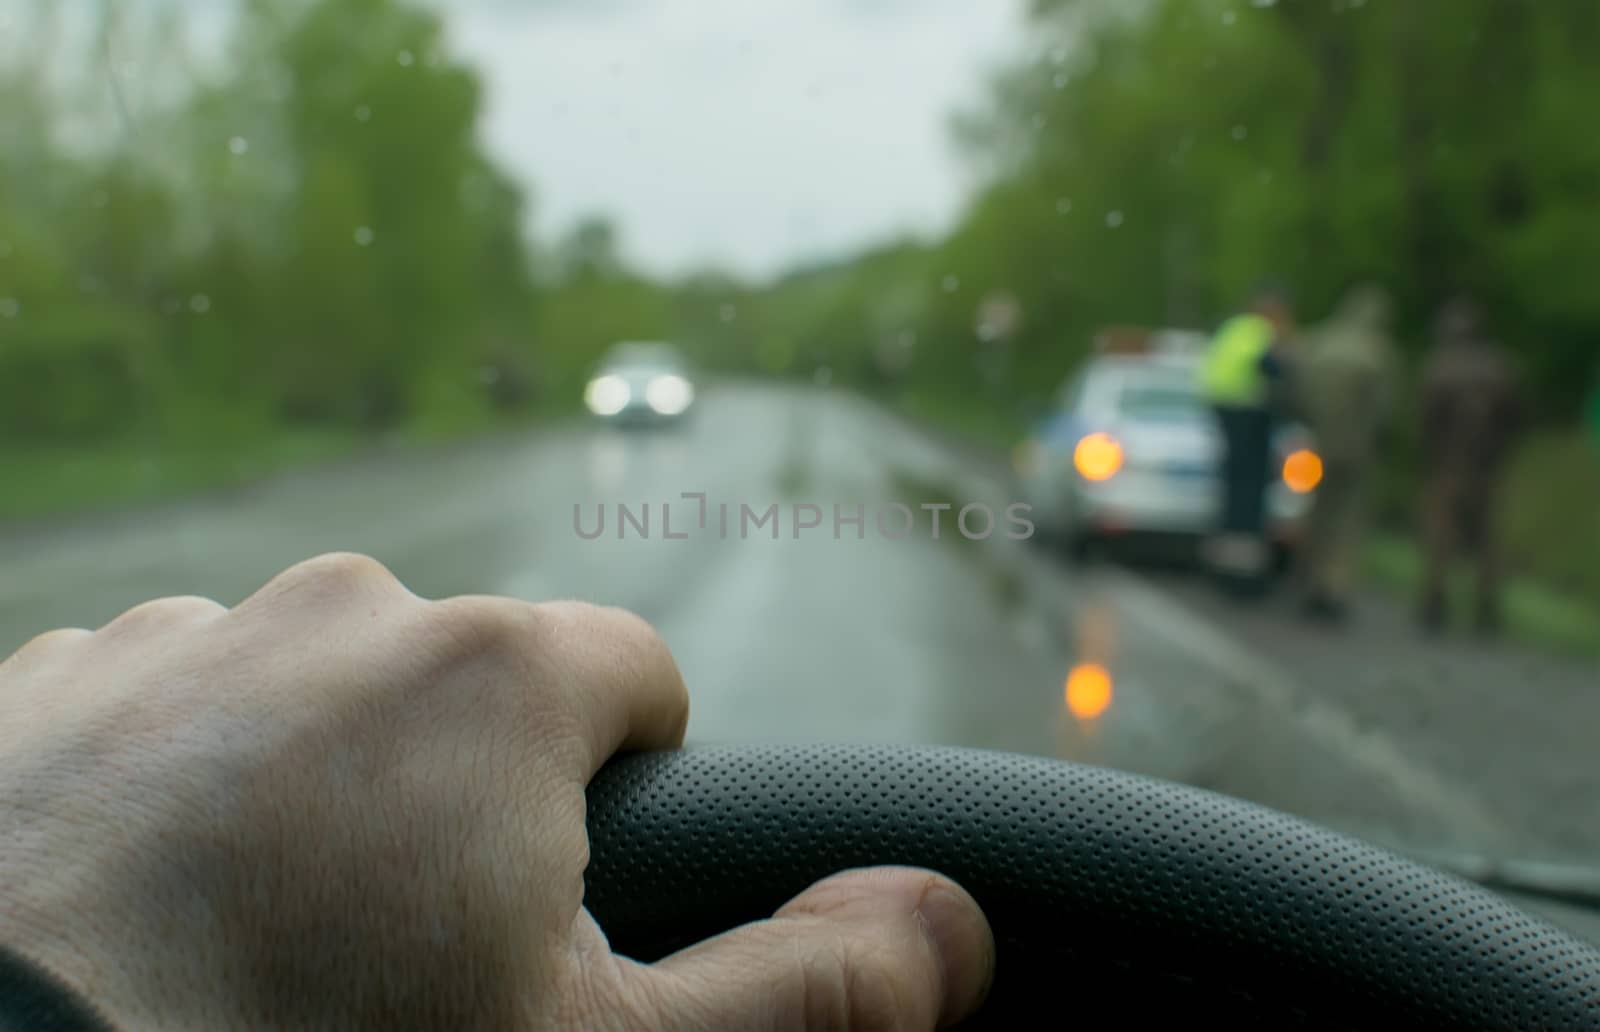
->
[585, 745, 1600, 1030]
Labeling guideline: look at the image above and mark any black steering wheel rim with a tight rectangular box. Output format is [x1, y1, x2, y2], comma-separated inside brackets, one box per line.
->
[584, 744, 1600, 1030]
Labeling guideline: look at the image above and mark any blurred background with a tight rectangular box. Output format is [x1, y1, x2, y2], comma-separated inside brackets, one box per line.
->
[4, 0, 1600, 924]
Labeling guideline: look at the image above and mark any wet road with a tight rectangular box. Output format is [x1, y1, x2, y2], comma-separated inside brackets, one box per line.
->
[0, 383, 1518, 860]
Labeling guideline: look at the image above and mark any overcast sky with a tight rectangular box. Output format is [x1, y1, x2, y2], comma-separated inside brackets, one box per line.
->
[444, 0, 1027, 279]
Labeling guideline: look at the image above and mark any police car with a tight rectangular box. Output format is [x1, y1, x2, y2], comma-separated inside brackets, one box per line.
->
[1012, 327, 1319, 563]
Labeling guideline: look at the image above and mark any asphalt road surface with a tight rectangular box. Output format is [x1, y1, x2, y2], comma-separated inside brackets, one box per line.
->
[3, 381, 1596, 935]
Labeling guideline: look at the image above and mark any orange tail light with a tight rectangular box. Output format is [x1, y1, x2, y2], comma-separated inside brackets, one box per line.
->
[1074, 433, 1124, 482]
[1283, 449, 1323, 494]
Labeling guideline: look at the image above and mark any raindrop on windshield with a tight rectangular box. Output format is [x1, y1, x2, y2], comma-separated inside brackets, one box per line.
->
[1231, 124, 1249, 140]
[941, 274, 961, 293]
[1053, 72, 1068, 90]
[1050, 46, 1068, 66]
[1105, 210, 1125, 228]
[1221, 9, 1237, 25]
[1252, 0, 1278, 6]
[354, 104, 372, 122]
[228, 136, 249, 155]
[479, 366, 501, 385]
[397, 50, 415, 67]
[0, 298, 18, 319]
[354, 226, 375, 247]
[720, 304, 737, 323]
[1056, 197, 1073, 215]
[189, 294, 211, 314]
[1032, 113, 1048, 130]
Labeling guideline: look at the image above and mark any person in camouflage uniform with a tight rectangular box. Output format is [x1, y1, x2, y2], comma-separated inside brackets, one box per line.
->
[1417, 296, 1524, 636]
[1293, 284, 1401, 623]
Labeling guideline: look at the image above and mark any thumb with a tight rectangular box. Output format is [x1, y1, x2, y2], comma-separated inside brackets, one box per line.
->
[636, 867, 995, 1031]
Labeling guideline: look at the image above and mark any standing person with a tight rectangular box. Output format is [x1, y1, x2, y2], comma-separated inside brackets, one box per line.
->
[1418, 296, 1524, 635]
[1199, 284, 1296, 597]
[1294, 284, 1401, 623]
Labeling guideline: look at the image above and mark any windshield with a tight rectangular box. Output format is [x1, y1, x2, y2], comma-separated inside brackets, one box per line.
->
[4, 0, 1599, 906]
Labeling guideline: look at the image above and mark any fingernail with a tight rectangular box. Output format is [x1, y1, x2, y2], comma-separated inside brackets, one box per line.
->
[916, 881, 995, 1026]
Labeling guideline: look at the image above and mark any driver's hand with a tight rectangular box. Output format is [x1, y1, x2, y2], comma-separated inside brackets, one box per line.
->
[0, 554, 995, 1030]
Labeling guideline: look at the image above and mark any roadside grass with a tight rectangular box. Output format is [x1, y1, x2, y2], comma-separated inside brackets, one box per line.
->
[1364, 433, 1600, 657]
[1501, 434, 1600, 604]
[1363, 534, 1600, 659]
[895, 387, 1028, 455]
[0, 429, 362, 525]
[0, 400, 582, 527]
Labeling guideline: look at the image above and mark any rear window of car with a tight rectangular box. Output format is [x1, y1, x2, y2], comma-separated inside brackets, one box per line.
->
[1118, 381, 1204, 420]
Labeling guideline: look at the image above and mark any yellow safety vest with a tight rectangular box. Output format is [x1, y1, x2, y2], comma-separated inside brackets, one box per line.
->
[1200, 314, 1274, 407]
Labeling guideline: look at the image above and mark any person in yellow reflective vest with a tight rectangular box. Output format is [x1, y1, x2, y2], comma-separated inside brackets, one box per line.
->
[1199, 284, 1296, 596]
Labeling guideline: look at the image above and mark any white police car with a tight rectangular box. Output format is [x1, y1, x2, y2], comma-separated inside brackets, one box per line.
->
[1012, 327, 1319, 563]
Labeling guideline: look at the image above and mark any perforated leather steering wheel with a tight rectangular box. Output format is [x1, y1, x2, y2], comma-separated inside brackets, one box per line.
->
[584, 745, 1600, 1030]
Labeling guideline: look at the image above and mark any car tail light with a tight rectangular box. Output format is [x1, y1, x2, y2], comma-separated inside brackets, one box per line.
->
[1282, 449, 1323, 494]
[1074, 433, 1124, 482]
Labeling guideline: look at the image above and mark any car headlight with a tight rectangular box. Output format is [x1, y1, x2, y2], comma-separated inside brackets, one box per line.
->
[645, 374, 694, 415]
[585, 375, 630, 416]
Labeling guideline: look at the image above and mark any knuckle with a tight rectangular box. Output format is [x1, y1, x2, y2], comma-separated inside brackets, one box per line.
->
[5, 627, 91, 666]
[312, 551, 386, 585]
[292, 551, 399, 591]
[787, 933, 854, 1030]
[101, 595, 224, 635]
[790, 932, 912, 1031]
[589, 604, 685, 690]
[427, 597, 540, 665]
[841, 950, 913, 1031]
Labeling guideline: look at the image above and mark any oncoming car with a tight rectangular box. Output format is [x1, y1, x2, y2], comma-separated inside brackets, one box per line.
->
[1013, 328, 1321, 564]
[584, 342, 697, 427]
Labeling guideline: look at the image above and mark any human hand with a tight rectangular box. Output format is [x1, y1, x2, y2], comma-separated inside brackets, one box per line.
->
[0, 553, 994, 1030]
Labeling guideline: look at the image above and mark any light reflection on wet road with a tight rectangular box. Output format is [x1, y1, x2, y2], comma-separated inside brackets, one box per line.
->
[0, 382, 1514, 858]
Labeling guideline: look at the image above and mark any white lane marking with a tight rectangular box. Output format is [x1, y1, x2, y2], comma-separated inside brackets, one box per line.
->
[1092, 566, 1504, 842]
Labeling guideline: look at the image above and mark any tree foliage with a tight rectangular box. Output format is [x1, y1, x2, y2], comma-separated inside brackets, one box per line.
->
[0, 0, 544, 444]
[6, 0, 1598, 461]
[759, 0, 1600, 419]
